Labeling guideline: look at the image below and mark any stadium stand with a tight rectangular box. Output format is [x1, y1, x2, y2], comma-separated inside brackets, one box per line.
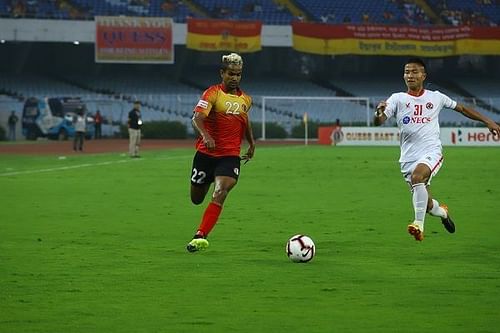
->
[1, 0, 498, 25]
[0, 74, 92, 98]
[0, 0, 338, 23]
[294, 0, 431, 25]
[192, 0, 293, 24]
[1, 0, 196, 21]
[428, 0, 499, 26]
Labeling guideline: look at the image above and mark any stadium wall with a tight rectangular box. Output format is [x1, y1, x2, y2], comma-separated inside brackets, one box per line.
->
[332, 127, 500, 146]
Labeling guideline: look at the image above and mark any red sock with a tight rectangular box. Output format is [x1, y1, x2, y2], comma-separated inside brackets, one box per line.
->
[197, 202, 222, 237]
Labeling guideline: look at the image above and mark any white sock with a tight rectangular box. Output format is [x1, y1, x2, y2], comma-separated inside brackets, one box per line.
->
[412, 183, 428, 229]
[413, 220, 424, 231]
[429, 199, 447, 218]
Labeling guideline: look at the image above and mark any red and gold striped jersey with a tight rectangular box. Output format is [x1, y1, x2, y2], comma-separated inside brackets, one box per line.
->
[194, 84, 252, 157]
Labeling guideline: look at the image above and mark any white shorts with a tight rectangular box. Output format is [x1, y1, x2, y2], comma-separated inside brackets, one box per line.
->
[400, 151, 444, 187]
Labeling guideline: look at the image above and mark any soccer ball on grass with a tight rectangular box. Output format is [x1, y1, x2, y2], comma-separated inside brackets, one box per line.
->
[286, 234, 315, 263]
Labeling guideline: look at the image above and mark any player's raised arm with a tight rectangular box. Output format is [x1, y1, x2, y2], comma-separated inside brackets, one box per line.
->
[374, 101, 388, 126]
[192, 112, 215, 151]
[454, 104, 500, 136]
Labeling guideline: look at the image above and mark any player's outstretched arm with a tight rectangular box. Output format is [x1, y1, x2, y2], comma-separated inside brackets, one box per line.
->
[455, 104, 500, 136]
[374, 101, 388, 126]
[192, 112, 215, 150]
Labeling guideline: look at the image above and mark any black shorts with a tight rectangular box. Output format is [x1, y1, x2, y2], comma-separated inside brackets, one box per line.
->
[190, 151, 241, 187]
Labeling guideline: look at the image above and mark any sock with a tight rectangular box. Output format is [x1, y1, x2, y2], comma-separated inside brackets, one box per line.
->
[429, 199, 447, 218]
[413, 220, 424, 231]
[412, 183, 428, 230]
[197, 202, 222, 238]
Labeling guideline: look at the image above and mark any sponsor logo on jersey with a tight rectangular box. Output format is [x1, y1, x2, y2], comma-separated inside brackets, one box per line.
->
[405, 102, 411, 108]
[196, 100, 209, 109]
[426, 102, 434, 110]
[402, 116, 432, 124]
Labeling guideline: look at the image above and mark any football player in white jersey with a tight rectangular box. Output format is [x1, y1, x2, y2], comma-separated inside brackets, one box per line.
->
[374, 58, 500, 241]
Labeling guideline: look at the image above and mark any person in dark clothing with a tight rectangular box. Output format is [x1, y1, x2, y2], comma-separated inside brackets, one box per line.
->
[94, 110, 103, 139]
[128, 101, 142, 158]
[8, 111, 19, 141]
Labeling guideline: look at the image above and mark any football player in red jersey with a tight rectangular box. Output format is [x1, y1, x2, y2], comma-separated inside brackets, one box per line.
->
[187, 53, 256, 252]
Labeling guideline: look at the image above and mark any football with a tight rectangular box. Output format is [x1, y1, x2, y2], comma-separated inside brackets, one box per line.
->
[286, 235, 315, 263]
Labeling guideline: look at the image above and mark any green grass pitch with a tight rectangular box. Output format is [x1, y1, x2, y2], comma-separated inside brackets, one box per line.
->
[1, 145, 499, 333]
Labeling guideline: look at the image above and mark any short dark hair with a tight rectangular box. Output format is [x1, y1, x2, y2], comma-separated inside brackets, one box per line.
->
[406, 58, 426, 71]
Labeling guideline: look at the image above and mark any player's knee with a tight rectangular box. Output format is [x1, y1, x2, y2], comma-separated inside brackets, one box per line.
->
[191, 185, 209, 205]
[212, 188, 229, 204]
[410, 173, 428, 185]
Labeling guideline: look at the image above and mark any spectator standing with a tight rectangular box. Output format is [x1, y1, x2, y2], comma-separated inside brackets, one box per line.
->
[128, 101, 142, 158]
[94, 110, 103, 139]
[330, 118, 344, 146]
[73, 108, 86, 151]
[8, 111, 19, 141]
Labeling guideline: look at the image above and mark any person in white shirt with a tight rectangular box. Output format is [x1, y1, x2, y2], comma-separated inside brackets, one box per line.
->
[73, 108, 87, 152]
[374, 58, 500, 241]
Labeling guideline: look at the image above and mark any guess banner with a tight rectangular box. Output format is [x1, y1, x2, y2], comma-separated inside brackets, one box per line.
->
[95, 16, 174, 64]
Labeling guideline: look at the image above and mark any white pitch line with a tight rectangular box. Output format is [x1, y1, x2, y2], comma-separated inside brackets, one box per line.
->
[0, 160, 128, 177]
[0, 155, 191, 177]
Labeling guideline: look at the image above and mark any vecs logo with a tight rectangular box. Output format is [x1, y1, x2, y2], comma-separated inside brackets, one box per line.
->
[402, 115, 431, 124]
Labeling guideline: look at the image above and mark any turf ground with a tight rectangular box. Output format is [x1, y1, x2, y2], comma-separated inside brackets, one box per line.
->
[1, 145, 499, 333]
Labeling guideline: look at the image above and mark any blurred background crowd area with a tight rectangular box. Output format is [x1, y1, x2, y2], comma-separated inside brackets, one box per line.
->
[2, 0, 499, 26]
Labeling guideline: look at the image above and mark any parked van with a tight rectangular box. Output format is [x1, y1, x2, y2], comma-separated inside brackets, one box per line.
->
[22, 97, 94, 140]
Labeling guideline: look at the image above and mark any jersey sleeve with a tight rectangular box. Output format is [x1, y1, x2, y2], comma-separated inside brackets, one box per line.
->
[247, 95, 253, 111]
[384, 93, 398, 119]
[194, 86, 218, 116]
[244, 94, 252, 114]
[436, 91, 457, 110]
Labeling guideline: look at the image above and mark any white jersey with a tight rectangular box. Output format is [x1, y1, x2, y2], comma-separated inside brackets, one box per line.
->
[383, 90, 457, 162]
[74, 115, 87, 132]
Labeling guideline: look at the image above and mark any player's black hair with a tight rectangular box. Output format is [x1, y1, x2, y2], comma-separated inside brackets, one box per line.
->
[406, 58, 426, 71]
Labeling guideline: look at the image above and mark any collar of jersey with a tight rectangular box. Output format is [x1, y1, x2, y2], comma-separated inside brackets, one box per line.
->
[406, 89, 425, 97]
[220, 84, 242, 96]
